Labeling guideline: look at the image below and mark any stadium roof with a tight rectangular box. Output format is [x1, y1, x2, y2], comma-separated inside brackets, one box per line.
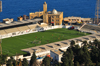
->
[0, 30, 7, 35]
[0, 18, 43, 28]
[5, 28, 19, 33]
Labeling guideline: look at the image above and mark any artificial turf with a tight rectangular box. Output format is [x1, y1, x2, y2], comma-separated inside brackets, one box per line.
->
[2, 28, 90, 56]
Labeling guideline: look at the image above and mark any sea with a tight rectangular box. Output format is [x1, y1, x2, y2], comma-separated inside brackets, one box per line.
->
[0, 0, 96, 21]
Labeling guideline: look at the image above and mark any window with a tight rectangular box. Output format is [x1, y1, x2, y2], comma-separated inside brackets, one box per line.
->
[56, 23, 59, 25]
[77, 19, 79, 21]
[56, 16, 59, 18]
[56, 20, 59, 21]
[52, 19, 54, 21]
[73, 19, 76, 21]
[52, 16, 54, 18]
[31, 16, 33, 19]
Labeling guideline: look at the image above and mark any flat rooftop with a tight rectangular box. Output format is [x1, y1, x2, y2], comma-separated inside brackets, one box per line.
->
[51, 49, 64, 55]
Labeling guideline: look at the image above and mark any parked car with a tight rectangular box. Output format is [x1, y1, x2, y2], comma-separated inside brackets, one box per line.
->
[68, 26, 74, 30]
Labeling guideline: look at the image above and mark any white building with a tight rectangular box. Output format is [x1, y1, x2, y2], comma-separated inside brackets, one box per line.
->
[50, 49, 64, 62]
[3, 18, 14, 23]
[64, 16, 91, 23]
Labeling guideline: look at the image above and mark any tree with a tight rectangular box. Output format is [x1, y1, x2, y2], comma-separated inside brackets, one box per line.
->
[13, 60, 16, 66]
[98, 42, 100, 49]
[22, 58, 28, 66]
[82, 46, 88, 53]
[7, 59, 13, 66]
[18, 59, 22, 66]
[89, 41, 92, 46]
[93, 39, 99, 47]
[82, 41, 87, 46]
[30, 52, 36, 66]
[15, 61, 19, 66]
[72, 45, 80, 55]
[67, 47, 73, 60]
[77, 48, 84, 56]
[90, 47, 99, 63]
[61, 56, 69, 66]
[74, 61, 80, 66]
[42, 56, 51, 66]
[70, 40, 75, 47]
[0, 54, 7, 65]
[57, 63, 61, 66]
[96, 62, 100, 66]
[69, 60, 74, 66]
[6, 56, 17, 66]
[85, 62, 94, 66]
[55, 64, 58, 66]
[61, 51, 73, 66]
[55, 62, 60, 66]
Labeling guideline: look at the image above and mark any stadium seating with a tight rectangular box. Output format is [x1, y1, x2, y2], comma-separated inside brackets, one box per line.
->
[0, 30, 7, 35]
[28, 24, 38, 30]
[39, 23, 48, 27]
[80, 24, 100, 33]
[17, 26, 30, 32]
[5, 28, 19, 34]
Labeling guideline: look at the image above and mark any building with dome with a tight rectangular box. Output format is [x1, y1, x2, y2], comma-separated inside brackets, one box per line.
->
[30, 2, 63, 26]
[43, 2, 63, 25]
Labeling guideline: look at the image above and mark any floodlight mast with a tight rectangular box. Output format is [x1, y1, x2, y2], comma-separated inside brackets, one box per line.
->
[95, 0, 100, 24]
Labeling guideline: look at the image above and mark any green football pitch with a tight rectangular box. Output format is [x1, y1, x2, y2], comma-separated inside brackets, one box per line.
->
[1, 28, 90, 56]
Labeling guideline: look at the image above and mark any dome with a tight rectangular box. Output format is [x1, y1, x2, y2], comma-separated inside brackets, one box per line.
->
[52, 9, 58, 14]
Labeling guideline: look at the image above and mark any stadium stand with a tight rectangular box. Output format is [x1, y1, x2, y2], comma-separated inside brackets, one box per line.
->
[0, 30, 7, 35]
[5, 28, 19, 34]
[28, 24, 39, 30]
[17, 26, 30, 32]
[40, 23, 48, 27]
[79, 23, 100, 33]
[0, 18, 43, 39]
